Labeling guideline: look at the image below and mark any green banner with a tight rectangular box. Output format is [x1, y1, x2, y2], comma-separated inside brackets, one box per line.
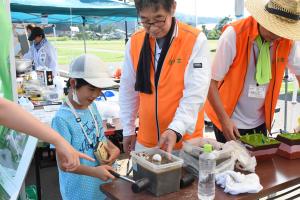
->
[0, 1, 13, 138]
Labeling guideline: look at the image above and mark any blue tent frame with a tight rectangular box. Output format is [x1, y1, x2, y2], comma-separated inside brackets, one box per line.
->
[10, 0, 138, 53]
[11, 12, 134, 24]
[10, 0, 137, 24]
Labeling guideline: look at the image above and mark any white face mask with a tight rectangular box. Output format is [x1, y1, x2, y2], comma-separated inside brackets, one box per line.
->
[72, 89, 81, 105]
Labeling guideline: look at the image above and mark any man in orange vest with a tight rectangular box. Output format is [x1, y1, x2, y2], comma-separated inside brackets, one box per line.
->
[120, 0, 211, 153]
[206, 0, 300, 143]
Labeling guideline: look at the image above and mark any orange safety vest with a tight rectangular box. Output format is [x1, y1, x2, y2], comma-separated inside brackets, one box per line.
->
[130, 22, 204, 149]
[205, 16, 292, 132]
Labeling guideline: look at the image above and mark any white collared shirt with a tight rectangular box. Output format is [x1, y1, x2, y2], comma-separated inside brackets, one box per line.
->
[119, 23, 211, 136]
[24, 39, 58, 75]
[211, 26, 300, 129]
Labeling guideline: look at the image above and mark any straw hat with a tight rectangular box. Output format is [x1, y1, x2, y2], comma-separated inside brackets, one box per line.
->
[246, 0, 300, 40]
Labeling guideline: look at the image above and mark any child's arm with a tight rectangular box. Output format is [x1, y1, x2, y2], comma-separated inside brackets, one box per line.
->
[66, 164, 115, 181]
[0, 97, 94, 171]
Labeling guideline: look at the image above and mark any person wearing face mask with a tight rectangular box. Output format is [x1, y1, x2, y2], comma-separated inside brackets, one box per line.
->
[23, 27, 58, 75]
[51, 54, 120, 200]
[205, 0, 300, 143]
[120, 0, 211, 154]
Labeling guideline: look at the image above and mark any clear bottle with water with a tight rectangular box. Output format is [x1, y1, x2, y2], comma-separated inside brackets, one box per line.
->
[198, 144, 216, 200]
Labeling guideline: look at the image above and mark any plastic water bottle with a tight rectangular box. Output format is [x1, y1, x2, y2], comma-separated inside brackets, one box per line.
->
[198, 144, 216, 200]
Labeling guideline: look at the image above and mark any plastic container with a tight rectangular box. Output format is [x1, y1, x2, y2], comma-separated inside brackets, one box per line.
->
[131, 148, 183, 196]
[180, 141, 234, 176]
[198, 144, 216, 200]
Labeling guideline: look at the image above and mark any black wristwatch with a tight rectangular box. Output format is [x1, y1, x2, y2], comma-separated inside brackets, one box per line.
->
[168, 128, 182, 143]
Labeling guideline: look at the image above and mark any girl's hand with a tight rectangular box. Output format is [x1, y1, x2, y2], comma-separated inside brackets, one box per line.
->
[93, 165, 116, 181]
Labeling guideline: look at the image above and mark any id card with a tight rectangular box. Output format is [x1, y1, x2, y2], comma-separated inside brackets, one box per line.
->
[248, 84, 266, 99]
[94, 141, 108, 162]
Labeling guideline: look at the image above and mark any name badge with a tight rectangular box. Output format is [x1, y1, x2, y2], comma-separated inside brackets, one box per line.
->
[248, 84, 266, 99]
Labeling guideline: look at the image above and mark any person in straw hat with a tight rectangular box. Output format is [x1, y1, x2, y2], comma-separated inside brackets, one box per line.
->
[205, 0, 300, 143]
[51, 54, 120, 200]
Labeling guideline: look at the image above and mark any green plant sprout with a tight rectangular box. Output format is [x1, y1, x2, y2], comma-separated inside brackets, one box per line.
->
[240, 133, 280, 148]
[279, 133, 300, 140]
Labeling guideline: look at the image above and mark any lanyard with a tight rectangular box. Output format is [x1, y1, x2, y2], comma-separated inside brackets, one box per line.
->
[253, 44, 257, 67]
[65, 98, 99, 147]
[253, 44, 260, 86]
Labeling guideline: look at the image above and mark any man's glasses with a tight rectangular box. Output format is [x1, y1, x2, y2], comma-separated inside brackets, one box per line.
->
[138, 16, 168, 28]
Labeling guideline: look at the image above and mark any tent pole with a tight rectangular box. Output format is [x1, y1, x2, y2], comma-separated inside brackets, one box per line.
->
[125, 20, 128, 44]
[82, 16, 87, 53]
[284, 68, 289, 132]
[52, 24, 57, 45]
[52, 24, 56, 37]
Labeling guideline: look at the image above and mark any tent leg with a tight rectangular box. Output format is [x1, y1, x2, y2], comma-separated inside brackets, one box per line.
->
[52, 24, 57, 44]
[82, 16, 87, 53]
[125, 20, 128, 44]
[284, 68, 289, 132]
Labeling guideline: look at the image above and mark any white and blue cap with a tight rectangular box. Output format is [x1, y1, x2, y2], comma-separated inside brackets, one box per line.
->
[68, 54, 118, 89]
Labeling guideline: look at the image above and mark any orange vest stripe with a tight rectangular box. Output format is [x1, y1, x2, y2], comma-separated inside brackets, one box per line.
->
[130, 22, 204, 149]
[205, 16, 292, 132]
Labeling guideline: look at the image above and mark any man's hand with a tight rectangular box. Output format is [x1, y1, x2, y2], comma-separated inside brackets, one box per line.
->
[123, 135, 136, 154]
[220, 118, 240, 141]
[157, 129, 178, 154]
[55, 140, 95, 172]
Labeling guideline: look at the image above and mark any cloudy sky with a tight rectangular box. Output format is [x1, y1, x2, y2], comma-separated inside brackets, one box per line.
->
[176, 0, 249, 17]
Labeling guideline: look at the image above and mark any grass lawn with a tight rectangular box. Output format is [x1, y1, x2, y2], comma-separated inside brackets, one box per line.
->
[49, 37, 219, 66]
[48, 38, 126, 65]
[49, 37, 300, 95]
[280, 81, 300, 94]
[56, 47, 124, 65]
[49, 39, 126, 51]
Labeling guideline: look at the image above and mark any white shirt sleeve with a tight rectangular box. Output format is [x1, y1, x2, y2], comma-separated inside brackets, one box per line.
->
[23, 45, 33, 60]
[45, 42, 58, 75]
[287, 41, 300, 76]
[168, 32, 211, 135]
[211, 26, 237, 81]
[119, 39, 140, 137]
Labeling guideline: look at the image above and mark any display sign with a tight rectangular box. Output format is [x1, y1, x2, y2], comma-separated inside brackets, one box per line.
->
[0, 130, 37, 200]
[0, 1, 38, 199]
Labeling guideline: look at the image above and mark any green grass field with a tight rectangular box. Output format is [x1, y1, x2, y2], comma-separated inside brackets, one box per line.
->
[50, 39, 126, 50]
[280, 82, 300, 94]
[48, 37, 218, 65]
[48, 38, 126, 65]
[49, 38, 299, 94]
